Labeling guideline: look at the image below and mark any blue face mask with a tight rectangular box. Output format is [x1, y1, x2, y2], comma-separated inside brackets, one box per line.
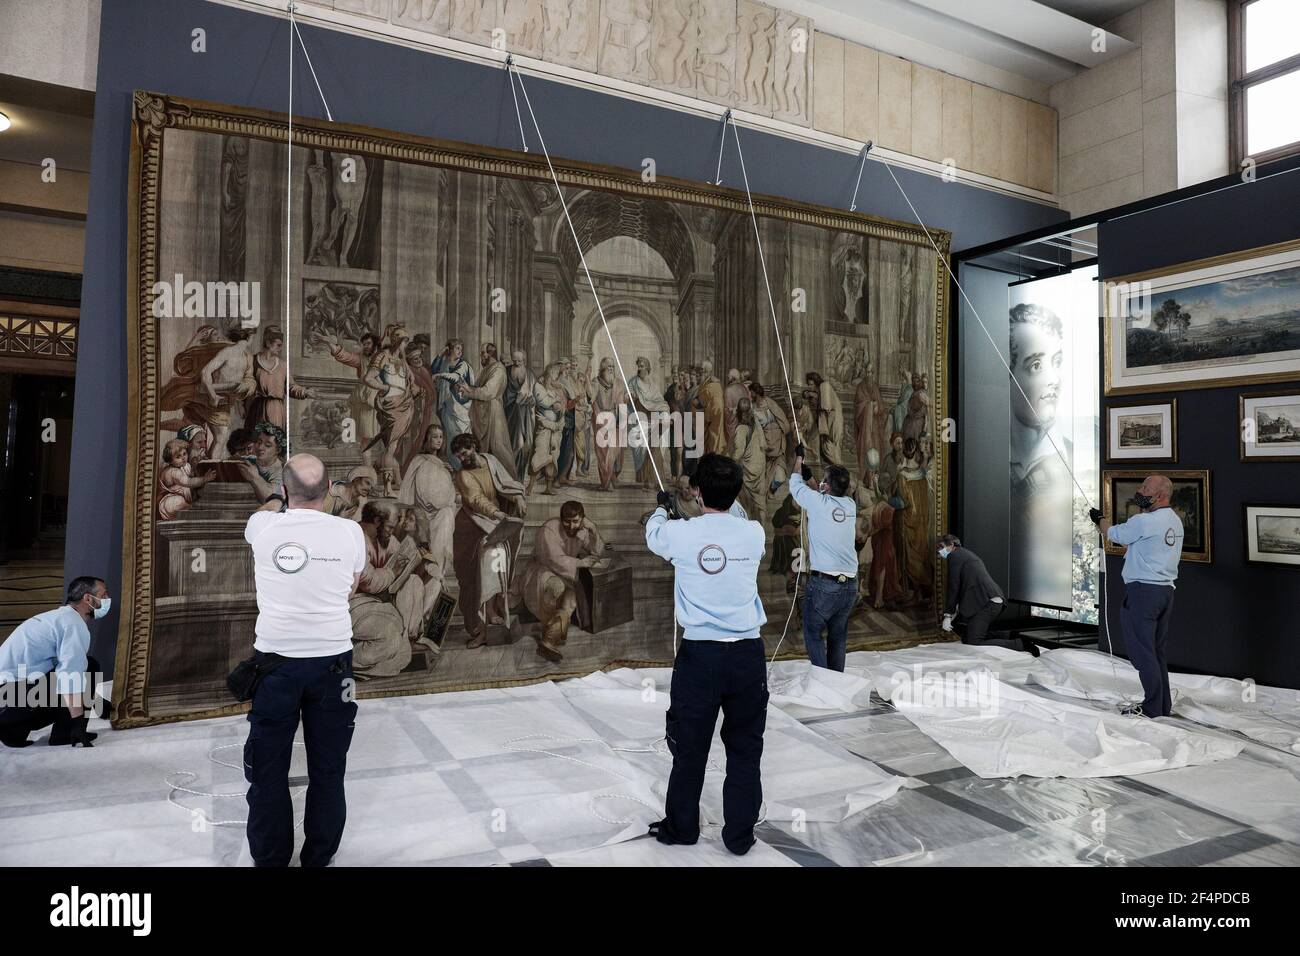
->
[938, 547, 950, 559]
[92, 596, 112, 620]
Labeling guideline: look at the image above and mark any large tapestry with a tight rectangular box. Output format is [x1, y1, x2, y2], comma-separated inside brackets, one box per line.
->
[115, 91, 950, 727]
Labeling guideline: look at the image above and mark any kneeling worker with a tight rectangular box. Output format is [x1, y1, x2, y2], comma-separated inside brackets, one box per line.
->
[937, 534, 1026, 653]
[1092, 475, 1183, 717]
[0, 576, 108, 748]
[645, 452, 768, 855]
[789, 443, 857, 671]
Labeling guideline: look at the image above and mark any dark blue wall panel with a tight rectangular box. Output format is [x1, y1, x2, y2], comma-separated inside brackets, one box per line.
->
[1099, 158, 1300, 689]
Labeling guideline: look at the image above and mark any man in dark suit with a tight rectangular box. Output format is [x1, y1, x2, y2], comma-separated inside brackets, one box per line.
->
[938, 534, 1032, 654]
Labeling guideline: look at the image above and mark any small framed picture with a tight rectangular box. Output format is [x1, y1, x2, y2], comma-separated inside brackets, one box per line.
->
[1107, 400, 1177, 461]
[1243, 504, 1300, 568]
[1102, 469, 1211, 563]
[1240, 390, 1300, 461]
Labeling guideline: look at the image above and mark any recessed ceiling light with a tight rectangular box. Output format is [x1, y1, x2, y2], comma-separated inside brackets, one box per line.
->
[0, 112, 10, 133]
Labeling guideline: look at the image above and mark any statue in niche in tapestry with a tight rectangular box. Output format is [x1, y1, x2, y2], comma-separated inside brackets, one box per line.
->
[115, 91, 948, 727]
[303, 148, 383, 270]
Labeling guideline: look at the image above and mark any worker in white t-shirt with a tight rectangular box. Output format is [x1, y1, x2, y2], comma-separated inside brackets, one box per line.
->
[242, 453, 366, 868]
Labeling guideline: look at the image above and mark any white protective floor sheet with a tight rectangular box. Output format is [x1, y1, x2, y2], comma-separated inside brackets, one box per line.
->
[5, 642, 1300, 867]
[1031, 648, 1300, 755]
[0, 665, 900, 866]
[845, 645, 1244, 779]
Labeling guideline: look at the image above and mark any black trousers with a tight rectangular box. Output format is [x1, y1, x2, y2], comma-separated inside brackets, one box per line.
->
[958, 601, 1019, 651]
[244, 650, 357, 868]
[659, 637, 768, 854]
[1120, 582, 1175, 717]
[0, 655, 100, 746]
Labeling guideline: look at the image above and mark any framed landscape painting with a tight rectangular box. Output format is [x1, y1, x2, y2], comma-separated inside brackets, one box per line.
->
[1107, 400, 1176, 461]
[1240, 390, 1300, 461]
[1105, 239, 1300, 395]
[1243, 504, 1300, 568]
[1102, 469, 1212, 563]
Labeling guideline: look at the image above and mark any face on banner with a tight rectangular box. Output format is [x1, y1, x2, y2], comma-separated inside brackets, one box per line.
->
[1006, 267, 1099, 615]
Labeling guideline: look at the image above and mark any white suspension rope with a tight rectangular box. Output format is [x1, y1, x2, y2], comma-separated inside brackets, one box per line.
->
[505, 58, 529, 153]
[724, 115, 808, 670]
[290, 11, 334, 122]
[506, 60, 666, 495]
[869, 151, 1125, 686]
[727, 116, 802, 451]
[285, 2, 295, 457]
[283, 2, 335, 460]
[848, 141, 872, 213]
[713, 109, 730, 185]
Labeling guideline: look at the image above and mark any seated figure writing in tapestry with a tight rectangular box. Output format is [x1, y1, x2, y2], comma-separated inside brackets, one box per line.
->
[511, 500, 607, 663]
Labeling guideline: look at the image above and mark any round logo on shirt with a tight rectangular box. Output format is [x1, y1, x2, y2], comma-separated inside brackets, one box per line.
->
[273, 542, 310, 574]
[1164, 528, 1177, 546]
[831, 506, 848, 523]
[697, 544, 728, 575]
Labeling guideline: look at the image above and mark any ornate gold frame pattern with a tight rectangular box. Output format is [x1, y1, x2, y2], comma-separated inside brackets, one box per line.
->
[1103, 237, 1300, 396]
[114, 90, 952, 728]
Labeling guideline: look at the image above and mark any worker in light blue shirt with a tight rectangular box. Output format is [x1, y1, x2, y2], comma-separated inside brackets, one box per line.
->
[789, 444, 857, 671]
[643, 452, 768, 857]
[0, 576, 109, 748]
[1092, 475, 1184, 718]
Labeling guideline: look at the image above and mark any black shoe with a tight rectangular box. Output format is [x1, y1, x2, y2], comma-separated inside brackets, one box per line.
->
[724, 835, 756, 856]
[1021, 638, 1040, 658]
[48, 715, 98, 746]
[0, 729, 33, 748]
[648, 819, 698, 846]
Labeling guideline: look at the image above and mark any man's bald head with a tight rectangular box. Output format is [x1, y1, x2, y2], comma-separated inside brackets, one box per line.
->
[284, 453, 329, 506]
[1140, 474, 1173, 507]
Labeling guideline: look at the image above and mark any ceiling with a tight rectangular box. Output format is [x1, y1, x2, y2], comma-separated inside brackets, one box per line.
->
[787, 0, 1145, 95]
[1036, 1, 1149, 25]
[0, 75, 94, 174]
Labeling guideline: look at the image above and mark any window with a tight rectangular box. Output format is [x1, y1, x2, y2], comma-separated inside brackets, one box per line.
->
[1230, 0, 1300, 165]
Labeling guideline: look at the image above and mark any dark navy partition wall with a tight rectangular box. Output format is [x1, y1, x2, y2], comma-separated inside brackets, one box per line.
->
[1098, 157, 1300, 690]
[69, 0, 1065, 672]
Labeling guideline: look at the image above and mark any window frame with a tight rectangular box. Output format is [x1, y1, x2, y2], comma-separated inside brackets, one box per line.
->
[1230, 0, 1300, 167]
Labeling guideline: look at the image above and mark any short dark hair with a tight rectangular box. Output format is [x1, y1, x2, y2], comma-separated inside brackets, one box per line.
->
[361, 500, 395, 526]
[824, 464, 851, 497]
[559, 500, 584, 521]
[284, 458, 329, 502]
[360, 332, 381, 349]
[938, 533, 961, 549]
[693, 453, 743, 511]
[66, 576, 104, 605]
[226, 427, 255, 456]
[450, 432, 478, 455]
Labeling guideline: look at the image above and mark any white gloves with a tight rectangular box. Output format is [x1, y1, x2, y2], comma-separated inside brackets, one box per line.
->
[941, 614, 954, 633]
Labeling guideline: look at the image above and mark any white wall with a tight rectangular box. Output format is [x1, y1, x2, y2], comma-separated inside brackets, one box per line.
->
[1050, 0, 1228, 217]
[0, 0, 101, 91]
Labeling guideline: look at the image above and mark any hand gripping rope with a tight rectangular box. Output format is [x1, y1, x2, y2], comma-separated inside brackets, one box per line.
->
[161, 5, 339, 823]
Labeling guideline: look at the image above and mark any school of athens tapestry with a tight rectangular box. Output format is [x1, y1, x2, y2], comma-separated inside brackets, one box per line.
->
[114, 91, 950, 727]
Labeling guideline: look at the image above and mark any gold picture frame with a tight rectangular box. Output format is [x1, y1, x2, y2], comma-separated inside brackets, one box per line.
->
[114, 90, 952, 727]
[1103, 237, 1300, 395]
[1102, 468, 1212, 563]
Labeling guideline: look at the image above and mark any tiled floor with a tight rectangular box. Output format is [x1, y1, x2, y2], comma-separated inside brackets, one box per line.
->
[3, 653, 1299, 867]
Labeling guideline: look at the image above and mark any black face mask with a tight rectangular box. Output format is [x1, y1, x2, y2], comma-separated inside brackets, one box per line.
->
[1132, 492, 1155, 511]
